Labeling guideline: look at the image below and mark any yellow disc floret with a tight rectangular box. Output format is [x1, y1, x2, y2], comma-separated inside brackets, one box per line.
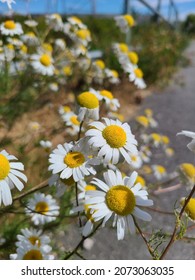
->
[135, 175, 146, 187]
[0, 154, 10, 180]
[39, 54, 52, 66]
[100, 90, 113, 100]
[95, 59, 105, 69]
[151, 133, 161, 142]
[28, 236, 41, 247]
[4, 20, 16, 30]
[85, 185, 96, 191]
[180, 163, 195, 179]
[64, 152, 85, 168]
[181, 198, 195, 220]
[136, 116, 149, 128]
[70, 115, 80, 126]
[35, 201, 49, 214]
[134, 68, 143, 78]
[128, 51, 139, 65]
[106, 185, 136, 216]
[77, 92, 99, 109]
[23, 249, 43, 260]
[124, 15, 135, 27]
[119, 43, 128, 53]
[76, 29, 90, 40]
[156, 165, 166, 174]
[102, 125, 127, 148]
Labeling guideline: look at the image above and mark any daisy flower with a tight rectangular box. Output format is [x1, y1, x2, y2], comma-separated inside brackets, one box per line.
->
[90, 88, 120, 112]
[46, 14, 64, 31]
[49, 173, 75, 197]
[0, 20, 23, 36]
[152, 165, 167, 180]
[105, 69, 120, 84]
[62, 112, 81, 136]
[48, 141, 98, 182]
[177, 130, 195, 153]
[77, 91, 99, 122]
[86, 170, 153, 240]
[77, 179, 97, 200]
[39, 140, 52, 152]
[58, 105, 71, 116]
[144, 108, 158, 128]
[135, 175, 146, 189]
[178, 163, 195, 187]
[67, 16, 86, 29]
[25, 193, 59, 225]
[85, 118, 138, 164]
[136, 115, 149, 129]
[24, 19, 38, 27]
[128, 66, 146, 89]
[115, 14, 135, 33]
[139, 145, 152, 163]
[150, 133, 162, 148]
[22, 32, 39, 46]
[48, 82, 59, 92]
[128, 153, 143, 169]
[165, 147, 174, 157]
[10, 242, 54, 260]
[0, 0, 15, 9]
[55, 38, 66, 51]
[15, 228, 51, 252]
[0, 150, 27, 206]
[31, 53, 55, 76]
[74, 29, 91, 46]
[180, 197, 195, 221]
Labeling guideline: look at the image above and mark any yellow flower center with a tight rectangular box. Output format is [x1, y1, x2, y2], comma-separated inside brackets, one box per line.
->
[111, 70, 119, 77]
[85, 185, 96, 191]
[181, 163, 195, 179]
[119, 43, 128, 53]
[71, 16, 82, 24]
[131, 155, 137, 162]
[4, 20, 16, 30]
[23, 249, 43, 260]
[53, 14, 61, 20]
[76, 29, 90, 40]
[128, 51, 138, 64]
[28, 236, 41, 247]
[21, 45, 27, 53]
[161, 135, 170, 145]
[27, 31, 35, 37]
[156, 165, 166, 174]
[124, 15, 135, 27]
[63, 66, 72, 76]
[6, 44, 14, 50]
[134, 68, 143, 78]
[106, 185, 136, 216]
[136, 116, 149, 127]
[64, 152, 85, 168]
[102, 125, 127, 148]
[39, 54, 52, 67]
[42, 43, 53, 53]
[135, 176, 146, 187]
[63, 106, 71, 113]
[35, 201, 49, 214]
[77, 92, 99, 109]
[144, 108, 153, 117]
[95, 59, 105, 69]
[0, 154, 10, 180]
[70, 115, 80, 126]
[61, 175, 75, 186]
[181, 198, 195, 220]
[151, 133, 161, 142]
[100, 90, 113, 100]
[84, 204, 95, 222]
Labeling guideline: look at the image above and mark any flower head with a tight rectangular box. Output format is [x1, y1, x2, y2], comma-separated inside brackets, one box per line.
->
[86, 118, 137, 165]
[0, 150, 27, 206]
[86, 170, 153, 240]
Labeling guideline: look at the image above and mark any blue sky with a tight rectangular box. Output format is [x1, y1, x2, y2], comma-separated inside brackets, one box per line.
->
[0, 0, 194, 20]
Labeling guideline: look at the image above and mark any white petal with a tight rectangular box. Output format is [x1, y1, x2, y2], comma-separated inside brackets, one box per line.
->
[10, 162, 24, 170]
[0, 181, 12, 206]
[82, 220, 93, 237]
[10, 169, 27, 182]
[117, 217, 125, 240]
[135, 197, 153, 207]
[126, 171, 138, 188]
[126, 215, 136, 234]
[8, 173, 24, 191]
[133, 207, 152, 221]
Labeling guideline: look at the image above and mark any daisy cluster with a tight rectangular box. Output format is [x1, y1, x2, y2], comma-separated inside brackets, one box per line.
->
[48, 88, 155, 241]
[0, 14, 122, 97]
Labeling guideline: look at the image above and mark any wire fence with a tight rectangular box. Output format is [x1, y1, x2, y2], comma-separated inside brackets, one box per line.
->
[0, 0, 179, 26]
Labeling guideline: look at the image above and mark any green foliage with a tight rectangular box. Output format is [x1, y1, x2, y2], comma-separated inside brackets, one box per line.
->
[183, 14, 195, 34]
